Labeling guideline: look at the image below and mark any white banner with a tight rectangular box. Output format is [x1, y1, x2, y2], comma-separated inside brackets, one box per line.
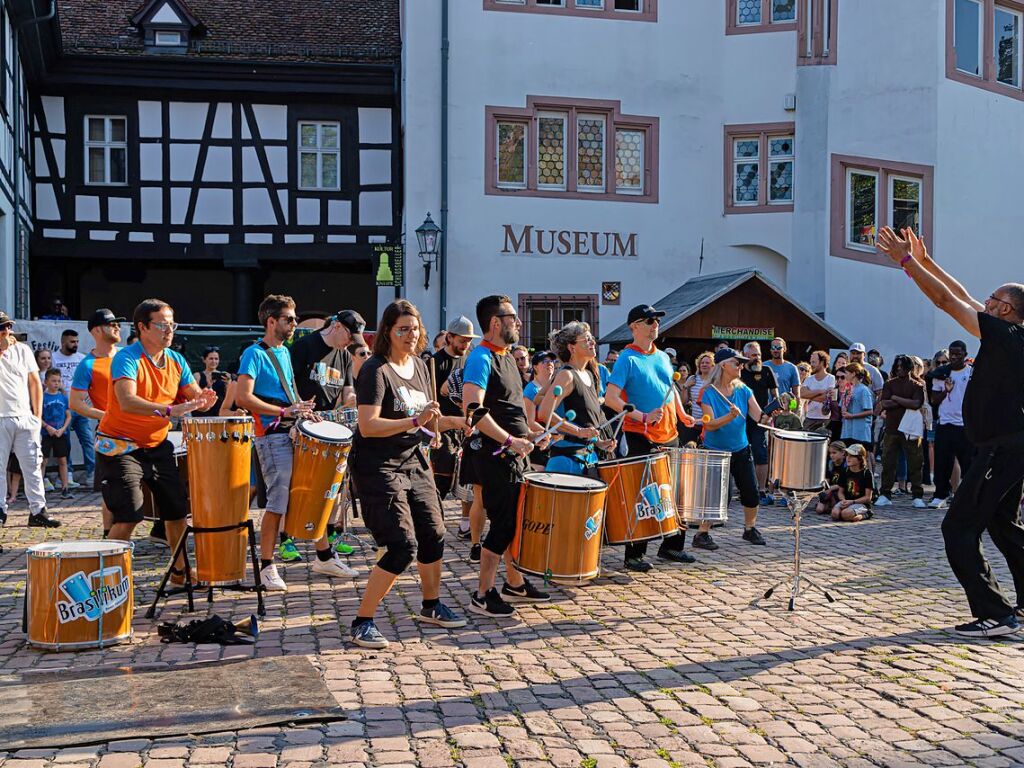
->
[13, 319, 131, 356]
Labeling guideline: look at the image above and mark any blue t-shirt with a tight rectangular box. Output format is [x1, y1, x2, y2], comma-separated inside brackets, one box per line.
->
[238, 342, 298, 433]
[42, 391, 69, 430]
[841, 383, 874, 443]
[765, 360, 800, 395]
[523, 380, 540, 403]
[701, 382, 752, 453]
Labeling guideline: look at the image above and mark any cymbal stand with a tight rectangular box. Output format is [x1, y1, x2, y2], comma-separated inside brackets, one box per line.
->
[761, 490, 836, 611]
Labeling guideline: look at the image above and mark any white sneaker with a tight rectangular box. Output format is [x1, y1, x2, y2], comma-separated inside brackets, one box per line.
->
[311, 556, 358, 580]
[43, 478, 55, 493]
[260, 564, 288, 592]
[912, 498, 927, 509]
[85, 474, 95, 487]
[66, 479, 82, 489]
[875, 495, 893, 507]
[929, 497, 948, 509]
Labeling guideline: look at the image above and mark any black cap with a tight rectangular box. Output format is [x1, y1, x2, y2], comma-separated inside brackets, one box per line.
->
[531, 350, 557, 366]
[714, 347, 748, 365]
[87, 308, 126, 330]
[0, 310, 13, 327]
[334, 310, 366, 336]
[627, 304, 666, 324]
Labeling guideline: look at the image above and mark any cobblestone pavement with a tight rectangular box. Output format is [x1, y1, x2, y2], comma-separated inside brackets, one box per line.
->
[2, 488, 1024, 767]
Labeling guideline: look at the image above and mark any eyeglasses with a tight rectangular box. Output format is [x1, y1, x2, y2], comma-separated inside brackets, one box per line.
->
[276, 315, 298, 325]
[989, 294, 1020, 313]
[395, 325, 419, 335]
[496, 312, 519, 321]
[355, 350, 370, 358]
[572, 334, 595, 344]
[150, 321, 179, 332]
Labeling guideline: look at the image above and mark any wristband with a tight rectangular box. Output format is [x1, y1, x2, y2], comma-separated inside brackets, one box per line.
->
[412, 415, 419, 428]
[642, 413, 648, 425]
[493, 433, 514, 457]
[900, 254, 911, 267]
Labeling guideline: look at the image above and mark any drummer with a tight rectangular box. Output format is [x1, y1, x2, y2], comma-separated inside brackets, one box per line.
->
[538, 322, 615, 473]
[523, 350, 557, 470]
[348, 300, 469, 648]
[605, 304, 696, 571]
[236, 294, 358, 592]
[696, 347, 770, 549]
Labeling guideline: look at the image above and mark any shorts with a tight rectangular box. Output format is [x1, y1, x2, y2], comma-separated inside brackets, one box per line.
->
[40, 432, 71, 459]
[7, 452, 21, 476]
[459, 446, 479, 487]
[471, 448, 526, 555]
[728, 446, 761, 509]
[254, 432, 293, 515]
[746, 421, 768, 465]
[431, 430, 461, 476]
[98, 439, 188, 524]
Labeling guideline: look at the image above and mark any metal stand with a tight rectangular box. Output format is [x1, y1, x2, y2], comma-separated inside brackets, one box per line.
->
[761, 491, 836, 611]
[145, 519, 266, 619]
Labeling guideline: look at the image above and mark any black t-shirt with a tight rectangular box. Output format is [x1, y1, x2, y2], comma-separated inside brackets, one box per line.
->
[826, 460, 844, 488]
[432, 348, 465, 418]
[740, 366, 778, 409]
[195, 370, 229, 416]
[842, 466, 874, 502]
[465, 344, 528, 446]
[289, 331, 353, 411]
[963, 312, 1024, 446]
[353, 354, 431, 469]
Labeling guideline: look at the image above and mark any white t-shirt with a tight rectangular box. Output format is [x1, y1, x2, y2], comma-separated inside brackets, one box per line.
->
[862, 362, 885, 393]
[936, 365, 972, 427]
[51, 349, 84, 392]
[0, 342, 40, 417]
[802, 372, 836, 420]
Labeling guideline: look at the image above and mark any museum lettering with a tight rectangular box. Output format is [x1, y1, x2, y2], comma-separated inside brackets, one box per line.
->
[501, 225, 638, 258]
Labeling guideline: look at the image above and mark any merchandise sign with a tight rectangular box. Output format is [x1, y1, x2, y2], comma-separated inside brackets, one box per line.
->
[712, 325, 775, 341]
[373, 244, 404, 287]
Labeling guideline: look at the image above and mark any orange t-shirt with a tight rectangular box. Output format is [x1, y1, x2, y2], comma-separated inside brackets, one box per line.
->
[70, 353, 115, 412]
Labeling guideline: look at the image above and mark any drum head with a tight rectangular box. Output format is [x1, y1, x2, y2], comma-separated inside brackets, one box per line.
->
[596, 454, 657, 469]
[28, 540, 133, 557]
[167, 431, 184, 452]
[772, 429, 827, 442]
[298, 420, 353, 443]
[524, 472, 607, 491]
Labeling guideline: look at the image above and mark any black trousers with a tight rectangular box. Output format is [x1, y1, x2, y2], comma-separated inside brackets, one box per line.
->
[622, 432, 682, 561]
[934, 423, 975, 500]
[941, 444, 1024, 620]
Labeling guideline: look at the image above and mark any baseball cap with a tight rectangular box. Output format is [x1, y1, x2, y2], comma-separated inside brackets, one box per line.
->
[714, 347, 748, 365]
[0, 310, 13, 327]
[87, 308, 126, 330]
[849, 342, 866, 353]
[531, 350, 557, 366]
[446, 315, 479, 339]
[334, 310, 366, 336]
[664, 347, 678, 358]
[627, 304, 666, 324]
[845, 444, 868, 458]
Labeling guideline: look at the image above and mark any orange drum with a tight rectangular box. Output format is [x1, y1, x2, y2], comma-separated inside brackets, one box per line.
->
[597, 452, 679, 545]
[286, 421, 353, 541]
[510, 472, 607, 584]
[181, 416, 254, 584]
[142, 431, 188, 521]
[26, 541, 134, 650]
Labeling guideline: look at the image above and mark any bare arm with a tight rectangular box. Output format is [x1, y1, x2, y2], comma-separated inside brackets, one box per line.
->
[462, 382, 532, 456]
[70, 389, 104, 421]
[234, 375, 313, 420]
[27, 373, 43, 419]
[357, 402, 442, 439]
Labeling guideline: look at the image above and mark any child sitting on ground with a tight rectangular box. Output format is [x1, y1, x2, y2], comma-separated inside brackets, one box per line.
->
[833, 443, 874, 522]
[816, 440, 847, 514]
[772, 392, 804, 431]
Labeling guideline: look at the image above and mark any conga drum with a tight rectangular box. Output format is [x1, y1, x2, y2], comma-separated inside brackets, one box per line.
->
[26, 541, 134, 650]
[510, 473, 607, 584]
[598, 452, 679, 545]
[286, 420, 353, 541]
[141, 431, 188, 521]
[181, 416, 254, 584]
[667, 447, 731, 525]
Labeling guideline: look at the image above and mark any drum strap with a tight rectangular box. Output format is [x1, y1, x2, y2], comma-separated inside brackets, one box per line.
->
[257, 341, 299, 405]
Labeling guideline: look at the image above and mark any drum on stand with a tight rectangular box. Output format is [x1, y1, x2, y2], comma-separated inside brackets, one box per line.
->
[26, 540, 134, 650]
[597, 453, 679, 545]
[667, 447, 731, 525]
[510, 472, 607, 584]
[181, 417, 254, 584]
[286, 421, 353, 541]
[141, 431, 188, 522]
[767, 429, 829, 491]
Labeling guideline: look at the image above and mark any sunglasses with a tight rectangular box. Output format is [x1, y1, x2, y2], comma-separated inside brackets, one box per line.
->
[770, 345, 784, 350]
[276, 315, 298, 324]
[496, 312, 519, 321]
[0, 324, 13, 331]
[150, 321, 179, 332]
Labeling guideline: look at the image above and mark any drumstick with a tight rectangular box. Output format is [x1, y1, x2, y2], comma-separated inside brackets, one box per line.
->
[533, 409, 575, 444]
[592, 403, 636, 434]
[428, 357, 441, 447]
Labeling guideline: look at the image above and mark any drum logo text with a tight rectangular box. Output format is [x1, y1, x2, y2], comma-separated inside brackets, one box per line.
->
[523, 518, 553, 536]
[583, 510, 602, 541]
[57, 568, 130, 624]
[635, 483, 676, 523]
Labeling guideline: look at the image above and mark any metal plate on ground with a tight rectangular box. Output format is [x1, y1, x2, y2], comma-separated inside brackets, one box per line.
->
[0, 655, 345, 750]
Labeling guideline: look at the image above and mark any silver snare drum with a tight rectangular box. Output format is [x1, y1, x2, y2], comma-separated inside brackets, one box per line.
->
[667, 447, 731, 523]
[767, 429, 828, 491]
[317, 408, 359, 430]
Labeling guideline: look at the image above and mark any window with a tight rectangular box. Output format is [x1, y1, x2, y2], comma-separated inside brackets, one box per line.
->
[947, 0, 1024, 97]
[797, 0, 838, 63]
[84, 116, 127, 185]
[484, 0, 656, 21]
[298, 121, 341, 191]
[830, 154, 934, 267]
[518, 294, 599, 350]
[487, 97, 659, 203]
[154, 30, 183, 46]
[727, 0, 798, 33]
[723, 123, 795, 213]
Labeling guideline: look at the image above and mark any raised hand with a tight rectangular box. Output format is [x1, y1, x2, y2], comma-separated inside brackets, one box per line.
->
[876, 226, 910, 266]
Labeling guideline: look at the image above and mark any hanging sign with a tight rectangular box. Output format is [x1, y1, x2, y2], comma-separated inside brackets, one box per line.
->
[712, 326, 775, 341]
[373, 244, 404, 288]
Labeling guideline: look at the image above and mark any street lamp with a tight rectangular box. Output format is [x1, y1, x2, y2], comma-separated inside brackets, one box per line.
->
[416, 213, 442, 290]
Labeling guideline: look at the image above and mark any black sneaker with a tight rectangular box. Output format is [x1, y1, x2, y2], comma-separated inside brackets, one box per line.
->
[469, 543, 481, 563]
[657, 546, 696, 563]
[0, 508, 7, 526]
[742, 527, 766, 545]
[501, 578, 550, 603]
[456, 525, 472, 541]
[60, 487, 73, 500]
[692, 532, 719, 551]
[954, 615, 1020, 638]
[29, 510, 61, 528]
[624, 557, 652, 573]
[469, 588, 516, 617]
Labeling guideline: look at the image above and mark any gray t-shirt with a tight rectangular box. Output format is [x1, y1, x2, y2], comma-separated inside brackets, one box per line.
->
[0, 342, 39, 417]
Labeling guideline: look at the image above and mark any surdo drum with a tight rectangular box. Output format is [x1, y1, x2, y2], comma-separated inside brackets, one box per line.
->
[286, 420, 353, 541]
[597, 453, 679, 545]
[667, 447, 731, 524]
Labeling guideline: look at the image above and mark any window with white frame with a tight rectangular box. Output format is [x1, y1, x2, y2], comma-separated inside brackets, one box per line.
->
[724, 124, 795, 212]
[485, 0, 651, 19]
[797, 0, 837, 64]
[889, 176, 922, 235]
[996, 4, 1022, 86]
[948, 0, 1024, 96]
[728, 0, 797, 33]
[154, 30, 183, 46]
[846, 169, 878, 251]
[519, 294, 598, 350]
[537, 112, 567, 190]
[495, 120, 528, 189]
[955, 0, 984, 75]
[298, 121, 341, 191]
[84, 116, 127, 185]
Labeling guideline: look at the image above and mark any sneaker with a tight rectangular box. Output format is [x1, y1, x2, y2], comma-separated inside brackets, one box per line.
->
[758, 492, 772, 506]
[278, 538, 303, 562]
[501, 578, 550, 603]
[417, 602, 467, 628]
[351, 620, 389, 649]
[892, 488, 906, 497]
[875, 495, 893, 507]
[929, 497, 948, 509]
[624, 557, 652, 573]
[260, 564, 288, 592]
[28, 510, 61, 528]
[60, 487, 73, 500]
[953, 615, 1020, 638]
[742, 527, 767, 545]
[657, 546, 696, 563]
[456, 524, 472, 541]
[0, 508, 7, 526]
[84, 473, 95, 487]
[912, 498, 927, 509]
[469, 543, 481, 563]
[43, 478, 55, 493]
[470, 587, 516, 617]
[328, 532, 355, 556]
[311, 556, 358, 579]
[691, 532, 720, 551]
[66, 479, 82, 489]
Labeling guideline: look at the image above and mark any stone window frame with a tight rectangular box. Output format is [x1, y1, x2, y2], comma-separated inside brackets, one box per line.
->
[518, 293, 600, 351]
[723, 122, 796, 214]
[946, 0, 1024, 98]
[483, 0, 657, 23]
[726, 0, 799, 35]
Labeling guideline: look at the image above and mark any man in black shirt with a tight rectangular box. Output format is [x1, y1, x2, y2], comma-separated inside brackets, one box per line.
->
[431, 315, 478, 503]
[878, 226, 1024, 638]
[289, 310, 365, 412]
[739, 341, 779, 505]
